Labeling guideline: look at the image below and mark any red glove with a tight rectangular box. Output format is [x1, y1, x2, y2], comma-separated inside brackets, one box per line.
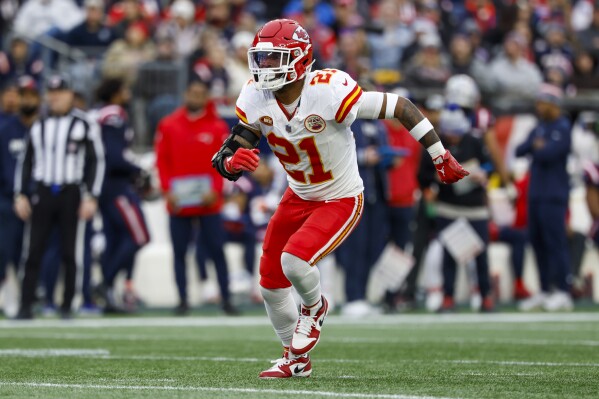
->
[225, 148, 260, 174]
[433, 150, 470, 184]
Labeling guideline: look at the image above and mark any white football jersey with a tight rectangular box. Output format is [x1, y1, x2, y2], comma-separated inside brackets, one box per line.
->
[235, 69, 365, 201]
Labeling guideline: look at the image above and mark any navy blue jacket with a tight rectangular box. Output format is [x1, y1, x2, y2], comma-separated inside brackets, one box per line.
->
[352, 120, 390, 204]
[97, 105, 141, 200]
[0, 115, 29, 199]
[61, 22, 116, 48]
[515, 115, 571, 203]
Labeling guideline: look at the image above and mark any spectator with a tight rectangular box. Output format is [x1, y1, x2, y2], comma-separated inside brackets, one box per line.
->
[108, 0, 155, 40]
[226, 31, 254, 99]
[464, 0, 497, 34]
[333, 29, 370, 81]
[190, 44, 230, 103]
[487, 31, 543, 100]
[154, 79, 238, 316]
[205, 0, 235, 39]
[60, 0, 117, 49]
[404, 34, 451, 89]
[0, 76, 40, 302]
[13, 0, 84, 39]
[420, 107, 494, 313]
[283, 0, 335, 27]
[102, 22, 156, 86]
[448, 33, 491, 90]
[0, 37, 43, 89]
[368, 0, 415, 72]
[571, 51, 599, 90]
[516, 84, 573, 312]
[96, 78, 150, 313]
[0, 82, 19, 120]
[534, 24, 574, 73]
[156, 0, 201, 59]
[13, 75, 104, 320]
[577, 3, 599, 61]
[330, 0, 363, 39]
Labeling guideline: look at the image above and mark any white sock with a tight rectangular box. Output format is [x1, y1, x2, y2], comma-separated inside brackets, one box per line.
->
[260, 286, 298, 347]
[281, 252, 322, 315]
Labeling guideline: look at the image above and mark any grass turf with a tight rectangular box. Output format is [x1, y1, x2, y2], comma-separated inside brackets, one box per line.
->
[0, 313, 597, 399]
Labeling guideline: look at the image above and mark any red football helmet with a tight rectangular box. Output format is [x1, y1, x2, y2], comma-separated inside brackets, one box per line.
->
[248, 19, 315, 91]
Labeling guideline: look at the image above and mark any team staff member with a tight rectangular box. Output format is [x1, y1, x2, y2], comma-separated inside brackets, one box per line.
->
[0, 76, 40, 296]
[96, 78, 150, 313]
[155, 79, 237, 316]
[13, 75, 105, 319]
[516, 84, 573, 312]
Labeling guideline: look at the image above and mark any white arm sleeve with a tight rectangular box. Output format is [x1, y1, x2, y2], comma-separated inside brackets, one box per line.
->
[356, 92, 385, 119]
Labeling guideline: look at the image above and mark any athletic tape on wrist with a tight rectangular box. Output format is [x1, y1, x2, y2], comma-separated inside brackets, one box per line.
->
[410, 118, 434, 142]
[385, 93, 399, 119]
[427, 141, 445, 159]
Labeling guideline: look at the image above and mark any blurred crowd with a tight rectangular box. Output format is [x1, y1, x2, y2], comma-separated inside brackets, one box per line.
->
[0, 0, 599, 318]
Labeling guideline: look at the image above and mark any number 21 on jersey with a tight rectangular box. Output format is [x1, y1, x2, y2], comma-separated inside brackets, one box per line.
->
[267, 133, 333, 184]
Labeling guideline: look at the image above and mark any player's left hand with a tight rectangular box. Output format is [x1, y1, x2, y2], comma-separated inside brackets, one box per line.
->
[433, 150, 470, 184]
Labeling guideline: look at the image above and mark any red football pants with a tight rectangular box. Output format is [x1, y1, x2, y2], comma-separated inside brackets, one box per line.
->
[259, 188, 364, 289]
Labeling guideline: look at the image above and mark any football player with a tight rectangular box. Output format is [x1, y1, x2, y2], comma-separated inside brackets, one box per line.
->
[212, 19, 469, 379]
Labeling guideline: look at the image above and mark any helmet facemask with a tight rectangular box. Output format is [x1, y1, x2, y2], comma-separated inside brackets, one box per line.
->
[248, 43, 313, 91]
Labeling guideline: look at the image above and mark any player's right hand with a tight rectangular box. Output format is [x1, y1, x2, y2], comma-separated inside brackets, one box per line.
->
[225, 148, 260, 173]
[14, 194, 32, 221]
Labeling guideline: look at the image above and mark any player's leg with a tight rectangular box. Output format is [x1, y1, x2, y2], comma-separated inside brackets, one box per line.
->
[284, 193, 364, 355]
[259, 189, 302, 343]
[437, 216, 457, 312]
[169, 215, 193, 312]
[258, 189, 310, 378]
[198, 213, 236, 314]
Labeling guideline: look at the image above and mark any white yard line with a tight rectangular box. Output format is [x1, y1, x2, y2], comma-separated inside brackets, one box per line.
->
[2, 349, 598, 368]
[0, 349, 109, 357]
[444, 360, 599, 368]
[1, 313, 598, 329]
[0, 381, 459, 399]
[2, 330, 598, 348]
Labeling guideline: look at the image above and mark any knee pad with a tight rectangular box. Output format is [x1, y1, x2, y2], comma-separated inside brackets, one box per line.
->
[260, 286, 291, 306]
[281, 252, 310, 281]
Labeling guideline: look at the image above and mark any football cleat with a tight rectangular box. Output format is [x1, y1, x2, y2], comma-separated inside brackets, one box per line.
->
[290, 295, 328, 356]
[259, 348, 312, 379]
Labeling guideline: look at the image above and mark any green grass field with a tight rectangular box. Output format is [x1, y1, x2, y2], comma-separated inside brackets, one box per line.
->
[0, 313, 598, 399]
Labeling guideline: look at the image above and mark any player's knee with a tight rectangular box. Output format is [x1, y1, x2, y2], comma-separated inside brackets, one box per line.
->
[281, 252, 309, 281]
[260, 286, 291, 305]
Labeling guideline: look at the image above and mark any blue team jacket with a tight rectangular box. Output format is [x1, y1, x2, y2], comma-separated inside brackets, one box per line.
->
[0, 115, 28, 199]
[515, 115, 571, 203]
[97, 105, 141, 200]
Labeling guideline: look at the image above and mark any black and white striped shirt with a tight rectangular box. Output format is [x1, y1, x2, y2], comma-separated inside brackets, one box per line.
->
[15, 108, 105, 198]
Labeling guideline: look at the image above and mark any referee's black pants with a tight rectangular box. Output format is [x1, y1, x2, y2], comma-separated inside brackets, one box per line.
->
[21, 185, 82, 312]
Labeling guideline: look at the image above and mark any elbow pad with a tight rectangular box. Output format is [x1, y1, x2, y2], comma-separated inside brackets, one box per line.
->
[211, 124, 260, 181]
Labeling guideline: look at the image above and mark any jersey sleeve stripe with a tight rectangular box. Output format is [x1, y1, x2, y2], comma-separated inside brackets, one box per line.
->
[335, 84, 363, 123]
[235, 106, 249, 125]
[310, 193, 364, 265]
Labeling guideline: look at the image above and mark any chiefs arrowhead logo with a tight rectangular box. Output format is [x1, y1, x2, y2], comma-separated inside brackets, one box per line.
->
[292, 26, 310, 44]
[259, 116, 273, 126]
[304, 114, 326, 133]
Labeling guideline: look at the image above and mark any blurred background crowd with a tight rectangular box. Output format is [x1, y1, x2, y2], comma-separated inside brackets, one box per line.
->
[0, 0, 599, 319]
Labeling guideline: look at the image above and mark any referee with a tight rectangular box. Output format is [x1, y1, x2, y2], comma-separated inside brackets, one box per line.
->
[13, 75, 105, 319]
